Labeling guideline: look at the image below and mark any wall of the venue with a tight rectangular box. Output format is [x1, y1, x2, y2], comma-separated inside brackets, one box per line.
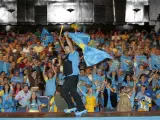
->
[1, 0, 159, 26]
[0, 0, 17, 24]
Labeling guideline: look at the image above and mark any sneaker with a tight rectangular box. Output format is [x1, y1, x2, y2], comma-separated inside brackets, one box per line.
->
[64, 108, 77, 113]
[75, 109, 87, 116]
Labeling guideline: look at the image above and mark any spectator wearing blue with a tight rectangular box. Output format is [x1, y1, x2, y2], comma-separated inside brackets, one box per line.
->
[2, 56, 10, 76]
[136, 74, 155, 92]
[11, 70, 23, 85]
[101, 78, 117, 111]
[59, 33, 86, 116]
[43, 58, 57, 98]
[26, 92, 41, 112]
[152, 72, 160, 94]
[78, 69, 92, 94]
[2, 83, 13, 112]
[122, 74, 134, 88]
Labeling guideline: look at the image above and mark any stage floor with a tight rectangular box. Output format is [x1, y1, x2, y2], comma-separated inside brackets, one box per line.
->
[0, 111, 160, 118]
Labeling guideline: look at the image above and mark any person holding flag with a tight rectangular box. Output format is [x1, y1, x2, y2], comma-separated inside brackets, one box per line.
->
[59, 33, 87, 116]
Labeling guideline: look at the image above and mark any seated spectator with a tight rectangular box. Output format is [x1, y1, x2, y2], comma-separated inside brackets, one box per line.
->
[26, 92, 41, 112]
[15, 84, 31, 107]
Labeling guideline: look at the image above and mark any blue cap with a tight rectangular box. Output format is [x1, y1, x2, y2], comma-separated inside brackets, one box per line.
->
[145, 90, 152, 98]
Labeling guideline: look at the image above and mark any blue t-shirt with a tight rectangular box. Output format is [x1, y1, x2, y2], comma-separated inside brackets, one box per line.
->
[68, 51, 80, 76]
[2, 62, 10, 76]
[45, 76, 56, 96]
[136, 80, 149, 92]
[27, 100, 41, 111]
[92, 74, 103, 90]
[0, 60, 3, 73]
[11, 76, 23, 84]
[78, 75, 92, 93]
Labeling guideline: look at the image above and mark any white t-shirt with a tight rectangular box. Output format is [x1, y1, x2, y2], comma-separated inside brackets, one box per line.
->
[15, 90, 32, 107]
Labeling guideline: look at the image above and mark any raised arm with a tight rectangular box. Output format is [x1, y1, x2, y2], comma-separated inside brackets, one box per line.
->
[77, 85, 87, 97]
[65, 33, 74, 53]
[52, 58, 57, 77]
[58, 36, 65, 52]
[148, 73, 156, 83]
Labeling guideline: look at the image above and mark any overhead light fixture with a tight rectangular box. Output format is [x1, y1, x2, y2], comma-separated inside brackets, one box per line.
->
[133, 8, 141, 13]
[7, 9, 15, 13]
[67, 8, 74, 13]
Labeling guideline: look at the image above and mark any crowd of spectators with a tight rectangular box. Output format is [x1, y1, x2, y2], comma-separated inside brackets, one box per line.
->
[0, 28, 159, 112]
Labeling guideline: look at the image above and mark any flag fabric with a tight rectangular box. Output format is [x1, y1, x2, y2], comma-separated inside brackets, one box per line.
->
[41, 28, 54, 46]
[120, 55, 132, 71]
[150, 54, 160, 70]
[67, 32, 113, 67]
[68, 32, 90, 45]
[135, 55, 149, 67]
[109, 60, 120, 72]
[135, 55, 149, 76]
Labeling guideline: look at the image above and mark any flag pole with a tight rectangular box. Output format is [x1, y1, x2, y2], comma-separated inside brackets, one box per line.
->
[60, 25, 64, 36]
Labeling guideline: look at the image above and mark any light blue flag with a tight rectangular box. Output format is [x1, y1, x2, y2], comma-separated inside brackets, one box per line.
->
[150, 54, 160, 70]
[69, 32, 90, 45]
[120, 56, 132, 71]
[67, 32, 113, 67]
[110, 60, 120, 72]
[135, 55, 148, 67]
[135, 55, 149, 76]
[41, 28, 54, 46]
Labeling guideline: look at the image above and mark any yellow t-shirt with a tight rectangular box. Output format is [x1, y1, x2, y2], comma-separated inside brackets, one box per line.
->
[85, 95, 96, 112]
[0, 90, 4, 97]
[122, 34, 129, 40]
[33, 46, 44, 53]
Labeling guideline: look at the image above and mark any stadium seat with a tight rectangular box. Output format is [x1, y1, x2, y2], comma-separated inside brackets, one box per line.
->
[38, 96, 49, 112]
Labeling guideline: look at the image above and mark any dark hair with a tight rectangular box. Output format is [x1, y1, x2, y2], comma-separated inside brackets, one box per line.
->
[0, 71, 5, 75]
[110, 72, 118, 82]
[64, 41, 68, 47]
[22, 83, 28, 89]
[14, 82, 22, 94]
[107, 78, 112, 85]
[3, 83, 10, 94]
[140, 74, 146, 79]
[30, 93, 38, 104]
[120, 86, 126, 92]
[124, 74, 133, 83]
[56, 85, 62, 93]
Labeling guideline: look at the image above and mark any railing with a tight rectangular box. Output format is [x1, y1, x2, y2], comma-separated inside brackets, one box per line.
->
[0, 111, 160, 118]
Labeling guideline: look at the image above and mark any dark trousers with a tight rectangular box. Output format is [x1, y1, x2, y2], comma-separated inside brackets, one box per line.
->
[60, 75, 85, 111]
